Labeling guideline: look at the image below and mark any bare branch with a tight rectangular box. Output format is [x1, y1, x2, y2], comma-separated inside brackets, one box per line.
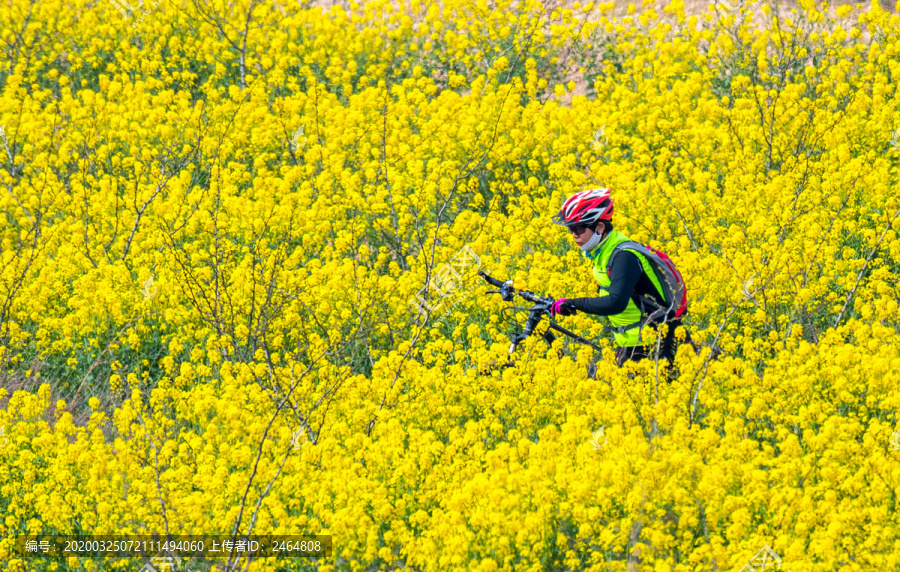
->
[833, 207, 900, 328]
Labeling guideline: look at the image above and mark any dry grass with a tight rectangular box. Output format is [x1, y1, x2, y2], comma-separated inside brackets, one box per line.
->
[1, 352, 119, 444]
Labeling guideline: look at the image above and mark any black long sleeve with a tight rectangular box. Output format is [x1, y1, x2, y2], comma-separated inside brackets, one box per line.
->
[568, 250, 643, 316]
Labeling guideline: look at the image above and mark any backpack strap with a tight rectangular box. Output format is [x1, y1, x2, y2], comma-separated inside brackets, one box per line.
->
[602, 244, 679, 331]
[606, 245, 667, 310]
[601, 299, 648, 335]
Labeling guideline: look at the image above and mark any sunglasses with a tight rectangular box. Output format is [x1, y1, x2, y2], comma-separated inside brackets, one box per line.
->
[568, 224, 594, 236]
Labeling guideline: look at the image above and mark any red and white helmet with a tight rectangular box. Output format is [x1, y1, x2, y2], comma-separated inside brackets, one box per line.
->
[551, 188, 614, 227]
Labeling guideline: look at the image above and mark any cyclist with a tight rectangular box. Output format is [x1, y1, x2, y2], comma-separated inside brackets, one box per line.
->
[547, 188, 699, 378]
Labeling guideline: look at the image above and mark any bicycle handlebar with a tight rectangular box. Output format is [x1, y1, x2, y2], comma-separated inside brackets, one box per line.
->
[477, 270, 603, 356]
[477, 270, 555, 306]
[479, 271, 505, 289]
[478, 270, 556, 353]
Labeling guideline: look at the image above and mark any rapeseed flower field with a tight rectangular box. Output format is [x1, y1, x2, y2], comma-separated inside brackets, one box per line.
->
[1, 0, 900, 569]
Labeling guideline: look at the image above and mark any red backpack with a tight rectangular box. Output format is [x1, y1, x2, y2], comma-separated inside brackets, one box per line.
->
[607, 241, 689, 323]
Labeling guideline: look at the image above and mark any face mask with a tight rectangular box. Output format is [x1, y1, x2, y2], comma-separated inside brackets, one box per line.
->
[579, 230, 604, 251]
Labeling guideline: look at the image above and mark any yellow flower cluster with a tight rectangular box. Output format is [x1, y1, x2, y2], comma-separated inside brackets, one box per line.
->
[2, 0, 900, 570]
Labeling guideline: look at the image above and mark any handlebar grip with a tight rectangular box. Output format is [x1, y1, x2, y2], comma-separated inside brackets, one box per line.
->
[477, 270, 505, 288]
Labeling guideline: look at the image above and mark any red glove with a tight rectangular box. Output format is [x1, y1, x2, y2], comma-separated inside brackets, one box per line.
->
[551, 298, 577, 317]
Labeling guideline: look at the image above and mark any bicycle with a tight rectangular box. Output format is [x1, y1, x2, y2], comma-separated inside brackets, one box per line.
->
[477, 270, 604, 377]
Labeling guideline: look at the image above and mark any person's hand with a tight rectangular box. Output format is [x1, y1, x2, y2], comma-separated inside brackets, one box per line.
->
[550, 298, 577, 317]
